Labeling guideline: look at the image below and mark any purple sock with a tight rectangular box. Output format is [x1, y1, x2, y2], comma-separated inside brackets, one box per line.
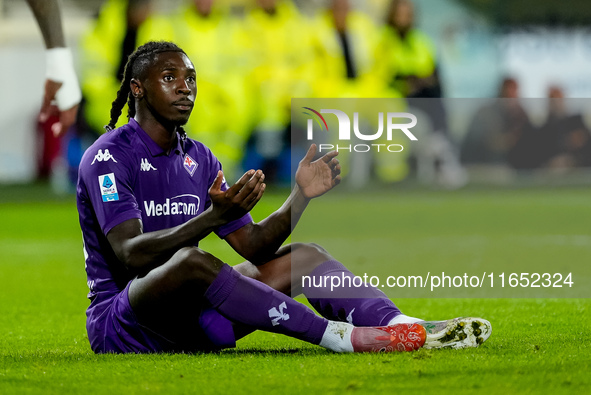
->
[302, 260, 402, 326]
[205, 264, 328, 345]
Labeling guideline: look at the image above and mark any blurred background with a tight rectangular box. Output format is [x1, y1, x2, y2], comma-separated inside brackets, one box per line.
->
[2, 0, 591, 190]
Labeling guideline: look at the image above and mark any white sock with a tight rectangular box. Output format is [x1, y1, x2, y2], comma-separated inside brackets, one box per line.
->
[319, 321, 354, 353]
[388, 314, 423, 326]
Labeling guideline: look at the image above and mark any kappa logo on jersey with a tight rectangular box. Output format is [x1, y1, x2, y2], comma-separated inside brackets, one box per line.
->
[183, 154, 198, 176]
[268, 302, 290, 326]
[91, 149, 117, 165]
[143, 194, 200, 217]
[98, 173, 119, 202]
[140, 158, 157, 171]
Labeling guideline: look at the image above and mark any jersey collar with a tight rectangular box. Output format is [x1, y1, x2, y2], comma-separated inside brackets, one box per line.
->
[129, 118, 183, 157]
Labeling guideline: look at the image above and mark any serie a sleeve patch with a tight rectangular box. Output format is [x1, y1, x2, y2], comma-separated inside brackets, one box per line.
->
[98, 173, 120, 202]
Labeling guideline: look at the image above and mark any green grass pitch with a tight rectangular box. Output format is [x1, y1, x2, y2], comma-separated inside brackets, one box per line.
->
[0, 184, 589, 394]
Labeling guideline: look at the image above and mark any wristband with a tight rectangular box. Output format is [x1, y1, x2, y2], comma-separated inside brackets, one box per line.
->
[46, 47, 82, 111]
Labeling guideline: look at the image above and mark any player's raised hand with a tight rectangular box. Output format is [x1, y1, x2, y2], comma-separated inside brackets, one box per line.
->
[40, 47, 82, 137]
[40, 79, 79, 137]
[208, 170, 266, 222]
[295, 144, 341, 199]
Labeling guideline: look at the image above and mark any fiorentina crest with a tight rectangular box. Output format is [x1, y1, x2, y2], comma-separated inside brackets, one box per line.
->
[183, 154, 198, 176]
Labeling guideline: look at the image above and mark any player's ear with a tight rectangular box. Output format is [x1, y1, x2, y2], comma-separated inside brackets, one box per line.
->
[130, 79, 143, 99]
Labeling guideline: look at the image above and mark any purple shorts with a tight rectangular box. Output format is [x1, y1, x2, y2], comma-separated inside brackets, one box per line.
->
[86, 281, 236, 353]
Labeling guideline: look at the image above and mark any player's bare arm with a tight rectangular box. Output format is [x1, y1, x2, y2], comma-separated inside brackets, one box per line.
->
[26, 0, 65, 48]
[106, 169, 265, 273]
[225, 144, 342, 265]
[26, 0, 81, 137]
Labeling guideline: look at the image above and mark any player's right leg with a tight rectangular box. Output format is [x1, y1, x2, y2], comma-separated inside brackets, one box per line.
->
[125, 246, 425, 353]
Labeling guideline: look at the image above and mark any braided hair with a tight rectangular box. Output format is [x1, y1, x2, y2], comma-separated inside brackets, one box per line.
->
[104, 41, 188, 135]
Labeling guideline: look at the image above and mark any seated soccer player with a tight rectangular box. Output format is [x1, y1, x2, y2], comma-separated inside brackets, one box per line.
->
[76, 41, 491, 354]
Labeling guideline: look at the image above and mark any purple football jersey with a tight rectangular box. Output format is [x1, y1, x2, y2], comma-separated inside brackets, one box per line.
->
[76, 118, 252, 313]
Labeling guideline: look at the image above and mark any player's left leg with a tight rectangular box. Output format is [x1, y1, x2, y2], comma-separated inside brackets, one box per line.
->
[234, 243, 410, 327]
[128, 246, 425, 353]
[234, 243, 492, 349]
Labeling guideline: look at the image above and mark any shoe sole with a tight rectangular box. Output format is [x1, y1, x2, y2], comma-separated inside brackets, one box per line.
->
[421, 317, 492, 349]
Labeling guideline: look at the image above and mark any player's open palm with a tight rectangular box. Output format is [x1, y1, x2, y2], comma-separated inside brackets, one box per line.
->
[208, 170, 265, 222]
[296, 144, 341, 199]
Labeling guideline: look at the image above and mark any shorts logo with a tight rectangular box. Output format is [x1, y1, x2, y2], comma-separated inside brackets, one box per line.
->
[91, 149, 117, 165]
[268, 302, 290, 326]
[140, 158, 157, 171]
[98, 173, 119, 202]
[183, 154, 198, 176]
[346, 308, 355, 324]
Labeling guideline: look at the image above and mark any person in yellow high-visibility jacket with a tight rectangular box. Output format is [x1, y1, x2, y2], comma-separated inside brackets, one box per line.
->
[80, 0, 153, 136]
[376, 0, 439, 98]
[137, 0, 254, 181]
[242, 0, 316, 183]
[311, 0, 394, 99]
[375, 0, 467, 188]
[310, 0, 410, 184]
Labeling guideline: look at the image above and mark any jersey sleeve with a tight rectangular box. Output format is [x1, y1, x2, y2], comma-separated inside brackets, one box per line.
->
[204, 147, 253, 239]
[79, 143, 142, 236]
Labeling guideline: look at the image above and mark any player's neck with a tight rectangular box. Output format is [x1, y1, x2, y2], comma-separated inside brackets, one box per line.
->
[133, 113, 178, 153]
